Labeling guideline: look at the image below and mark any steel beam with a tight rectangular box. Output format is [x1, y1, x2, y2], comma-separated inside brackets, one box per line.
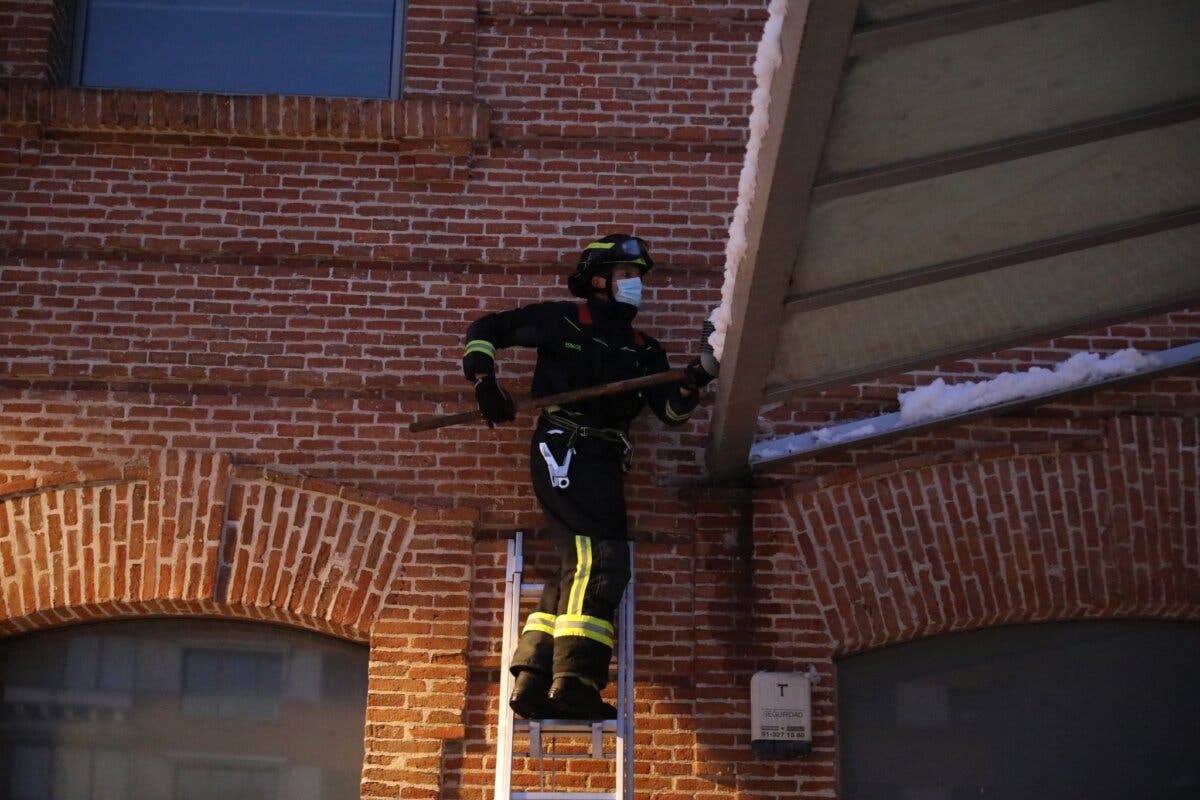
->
[704, 0, 861, 482]
[849, 0, 1103, 57]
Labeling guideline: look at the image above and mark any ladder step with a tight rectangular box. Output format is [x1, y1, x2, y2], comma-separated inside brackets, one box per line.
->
[511, 794, 617, 800]
[514, 720, 616, 734]
[512, 754, 617, 762]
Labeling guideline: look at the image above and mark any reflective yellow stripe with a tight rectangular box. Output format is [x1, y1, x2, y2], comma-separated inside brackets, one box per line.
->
[583, 241, 645, 266]
[522, 611, 556, 637]
[553, 615, 615, 648]
[464, 339, 496, 358]
[554, 628, 614, 647]
[567, 536, 592, 616]
[665, 400, 691, 422]
[556, 613, 613, 634]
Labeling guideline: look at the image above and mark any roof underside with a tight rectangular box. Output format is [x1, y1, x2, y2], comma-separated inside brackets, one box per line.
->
[706, 0, 1200, 480]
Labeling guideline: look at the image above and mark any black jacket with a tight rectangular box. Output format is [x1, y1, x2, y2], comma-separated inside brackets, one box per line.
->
[463, 297, 698, 430]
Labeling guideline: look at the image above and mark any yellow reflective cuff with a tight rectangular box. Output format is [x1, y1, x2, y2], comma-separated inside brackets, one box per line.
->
[523, 612, 557, 637]
[553, 616, 615, 648]
[665, 400, 692, 422]
[557, 614, 613, 634]
[464, 339, 496, 358]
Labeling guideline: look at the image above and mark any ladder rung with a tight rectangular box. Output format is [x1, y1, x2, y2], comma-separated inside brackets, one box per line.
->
[513, 751, 615, 761]
[511, 794, 616, 800]
[514, 719, 616, 734]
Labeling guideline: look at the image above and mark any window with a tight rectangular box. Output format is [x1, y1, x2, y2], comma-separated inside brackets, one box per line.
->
[182, 648, 284, 719]
[6, 745, 129, 800]
[322, 650, 370, 705]
[837, 621, 1200, 800]
[176, 762, 279, 800]
[71, 0, 406, 98]
[3, 632, 134, 693]
[1, 619, 368, 800]
[65, 634, 136, 691]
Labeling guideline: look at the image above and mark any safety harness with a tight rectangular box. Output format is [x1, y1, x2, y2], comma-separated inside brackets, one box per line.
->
[536, 304, 642, 485]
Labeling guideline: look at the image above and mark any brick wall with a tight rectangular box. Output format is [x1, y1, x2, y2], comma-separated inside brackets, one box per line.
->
[2, 1, 1198, 797]
[0, 0, 56, 80]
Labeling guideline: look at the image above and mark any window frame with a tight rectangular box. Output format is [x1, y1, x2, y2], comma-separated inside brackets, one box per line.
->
[68, 0, 407, 99]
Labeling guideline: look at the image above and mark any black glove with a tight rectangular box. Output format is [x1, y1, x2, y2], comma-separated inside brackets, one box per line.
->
[475, 374, 516, 426]
[682, 318, 720, 391]
[682, 357, 717, 391]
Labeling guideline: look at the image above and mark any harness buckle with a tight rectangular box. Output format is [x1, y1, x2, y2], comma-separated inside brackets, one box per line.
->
[575, 426, 633, 471]
[541, 410, 634, 471]
[538, 442, 574, 489]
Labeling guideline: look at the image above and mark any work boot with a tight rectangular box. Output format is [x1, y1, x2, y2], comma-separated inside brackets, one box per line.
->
[509, 670, 554, 720]
[548, 676, 617, 721]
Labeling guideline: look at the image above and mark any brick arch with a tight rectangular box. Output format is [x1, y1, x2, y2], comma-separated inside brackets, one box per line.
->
[0, 598, 366, 642]
[0, 451, 478, 641]
[782, 416, 1200, 655]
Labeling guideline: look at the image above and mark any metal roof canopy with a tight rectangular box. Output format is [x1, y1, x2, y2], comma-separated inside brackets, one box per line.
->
[706, 0, 1200, 481]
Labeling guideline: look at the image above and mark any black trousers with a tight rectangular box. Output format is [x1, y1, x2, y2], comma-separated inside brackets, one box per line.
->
[509, 419, 631, 688]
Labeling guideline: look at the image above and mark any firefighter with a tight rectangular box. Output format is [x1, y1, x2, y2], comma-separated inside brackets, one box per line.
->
[461, 234, 716, 720]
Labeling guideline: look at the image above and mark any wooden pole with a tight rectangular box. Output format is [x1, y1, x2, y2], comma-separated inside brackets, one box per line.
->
[408, 369, 687, 433]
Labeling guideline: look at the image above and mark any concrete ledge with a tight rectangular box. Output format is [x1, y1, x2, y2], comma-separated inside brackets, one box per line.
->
[0, 81, 490, 145]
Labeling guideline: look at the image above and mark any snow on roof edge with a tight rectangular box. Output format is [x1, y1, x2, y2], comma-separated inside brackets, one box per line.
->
[748, 344, 1200, 465]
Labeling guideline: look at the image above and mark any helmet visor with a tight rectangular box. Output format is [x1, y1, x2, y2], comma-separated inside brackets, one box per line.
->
[584, 236, 651, 269]
[615, 237, 650, 267]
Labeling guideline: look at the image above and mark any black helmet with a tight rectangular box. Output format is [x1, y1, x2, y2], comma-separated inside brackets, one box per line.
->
[567, 234, 654, 298]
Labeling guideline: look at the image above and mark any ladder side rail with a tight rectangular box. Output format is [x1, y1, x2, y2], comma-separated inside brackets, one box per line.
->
[494, 533, 524, 800]
[614, 542, 635, 799]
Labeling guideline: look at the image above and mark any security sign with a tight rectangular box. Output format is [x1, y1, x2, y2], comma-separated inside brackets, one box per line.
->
[750, 671, 812, 759]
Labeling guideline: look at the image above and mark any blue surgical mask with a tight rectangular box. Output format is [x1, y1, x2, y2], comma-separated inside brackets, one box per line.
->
[613, 276, 643, 308]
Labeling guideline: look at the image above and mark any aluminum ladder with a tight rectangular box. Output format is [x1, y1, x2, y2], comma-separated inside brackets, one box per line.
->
[494, 532, 635, 800]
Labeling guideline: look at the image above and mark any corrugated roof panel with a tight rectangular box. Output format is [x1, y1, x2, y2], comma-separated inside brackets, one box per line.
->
[791, 119, 1200, 295]
[767, 225, 1200, 395]
[823, 0, 1200, 174]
